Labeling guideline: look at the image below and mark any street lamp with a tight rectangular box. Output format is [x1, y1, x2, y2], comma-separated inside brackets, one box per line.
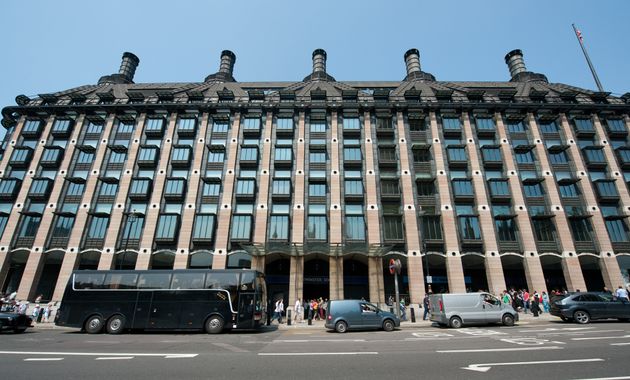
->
[120, 209, 139, 270]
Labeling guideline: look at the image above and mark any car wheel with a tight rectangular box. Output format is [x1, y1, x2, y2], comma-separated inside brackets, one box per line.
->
[335, 321, 348, 333]
[85, 315, 103, 334]
[573, 310, 590, 324]
[205, 315, 224, 334]
[502, 314, 515, 327]
[382, 319, 395, 332]
[449, 316, 463, 329]
[106, 315, 125, 335]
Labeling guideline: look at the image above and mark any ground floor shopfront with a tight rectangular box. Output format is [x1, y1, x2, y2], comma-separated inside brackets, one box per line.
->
[1, 248, 629, 307]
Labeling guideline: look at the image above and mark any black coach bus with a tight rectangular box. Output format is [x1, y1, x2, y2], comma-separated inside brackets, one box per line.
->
[55, 269, 266, 334]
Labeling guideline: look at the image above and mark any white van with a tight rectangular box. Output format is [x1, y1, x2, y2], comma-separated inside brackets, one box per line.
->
[429, 293, 518, 328]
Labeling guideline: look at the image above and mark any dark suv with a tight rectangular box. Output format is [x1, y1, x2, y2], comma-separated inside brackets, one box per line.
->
[550, 292, 630, 324]
[325, 300, 400, 333]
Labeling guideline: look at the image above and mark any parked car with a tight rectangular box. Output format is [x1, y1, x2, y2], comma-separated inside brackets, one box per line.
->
[550, 292, 630, 324]
[0, 312, 32, 333]
[325, 300, 400, 333]
[430, 293, 519, 328]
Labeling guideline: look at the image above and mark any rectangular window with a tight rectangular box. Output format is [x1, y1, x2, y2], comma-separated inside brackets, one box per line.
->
[18, 215, 41, 238]
[86, 122, 103, 135]
[381, 180, 400, 195]
[507, 121, 526, 133]
[452, 179, 473, 196]
[539, 120, 558, 133]
[192, 214, 216, 241]
[442, 117, 461, 131]
[212, 121, 229, 133]
[489, 180, 510, 196]
[240, 147, 258, 161]
[523, 183, 544, 197]
[447, 147, 467, 161]
[275, 147, 292, 161]
[22, 120, 43, 135]
[584, 148, 606, 164]
[416, 181, 435, 196]
[87, 216, 109, 239]
[243, 118, 261, 131]
[66, 182, 85, 197]
[379, 147, 396, 161]
[99, 182, 118, 197]
[376, 118, 392, 129]
[76, 151, 94, 164]
[277, 118, 293, 131]
[172, 147, 191, 162]
[343, 118, 360, 130]
[548, 151, 568, 164]
[495, 218, 517, 241]
[570, 219, 593, 241]
[236, 179, 256, 196]
[202, 181, 220, 196]
[177, 118, 196, 133]
[306, 216, 327, 240]
[595, 181, 619, 198]
[52, 119, 72, 135]
[413, 148, 431, 162]
[607, 119, 627, 133]
[458, 216, 481, 239]
[422, 216, 442, 240]
[343, 147, 362, 161]
[409, 118, 425, 131]
[156, 214, 179, 241]
[109, 151, 126, 164]
[344, 179, 362, 196]
[309, 152, 326, 163]
[574, 118, 594, 133]
[272, 179, 291, 196]
[165, 179, 186, 196]
[268, 215, 289, 240]
[345, 214, 365, 240]
[51, 215, 74, 238]
[145, 118, 165, 134]
[533, 219, 555, 241]
[310, 121, 326, 133]
[309, 183, 326, 197]
[231, 215, 252, 240]
[138, 146, 159, 162]
[383, 215, 404, 240]
[515, 151, 535, 164]
[476, 117, 495, 131]
[558, 183, 579, 198]
[207, 149, 225, 163]
[120, 214, 144, 240]
[606, 219, 630, 242]
[117, 121, 135, 134]
[481, 147, 502, 162]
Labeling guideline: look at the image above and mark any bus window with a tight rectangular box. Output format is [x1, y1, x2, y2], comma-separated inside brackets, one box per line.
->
[240, 271, 256, 291]
[171, 273, 206, 289]
[104, 273, 138, 289]
[74, 273, 106, 289]
[206, 272, 239, 304]
[137, 273, 172, 289]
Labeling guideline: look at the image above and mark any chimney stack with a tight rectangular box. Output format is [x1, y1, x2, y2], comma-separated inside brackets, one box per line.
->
[119, 52, 140, 82]
[312, 49, 327, 74]
[404, 49, 422, 76]
[505, 49, 527, 78]
[218, 50, 236, 77]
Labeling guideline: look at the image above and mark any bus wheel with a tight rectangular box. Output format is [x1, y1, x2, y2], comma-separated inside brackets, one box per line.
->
[205, 316, 224, 334]
[85, 315, 103, 334]
[106, 315, 126, 335]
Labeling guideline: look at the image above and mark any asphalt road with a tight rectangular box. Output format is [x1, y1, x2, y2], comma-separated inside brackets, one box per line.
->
[1, 319, 630, 380]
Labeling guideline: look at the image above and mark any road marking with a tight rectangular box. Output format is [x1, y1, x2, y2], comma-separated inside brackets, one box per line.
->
[438, 346, 562, 353]
[272, 339, 365, 343]
[572, 377, 630, 380]
[572, 335, 630, 341]
[543, 330, 625, 335]
[259, 352, 378, 356]
[95, 357, 134, 360]
[85, 341, 121, 344]
[0, 351, 197, 358]
[212, 343, 249, 353]
[412, 332, 453, 338]
[610, 342, 630, 346]
[455, 329, 506, 336]
[462, 358, 604, 373]
[500, 338, 565, 346]
[519, 327, 594, 333]
[24, 358, 64, 361]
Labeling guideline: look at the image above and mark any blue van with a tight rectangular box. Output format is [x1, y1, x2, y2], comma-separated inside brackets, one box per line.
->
[325, 300, 400, 333]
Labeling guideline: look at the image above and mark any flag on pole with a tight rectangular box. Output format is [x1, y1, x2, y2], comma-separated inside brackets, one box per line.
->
[576, 28, 583, 43]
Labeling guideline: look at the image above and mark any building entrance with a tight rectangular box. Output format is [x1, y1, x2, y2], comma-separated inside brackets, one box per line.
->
[501, 254, 528, 291]
[265, 255, 290, 304]
[540, 254, 567, 292]
[303, 257, 329, 302]
[462, 254, 488, 293]
[580, 255, 605, 291]
[343, 256, 369, 300]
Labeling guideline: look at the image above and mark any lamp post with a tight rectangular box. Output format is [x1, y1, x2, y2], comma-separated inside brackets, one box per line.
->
[120, 209, 138, 270]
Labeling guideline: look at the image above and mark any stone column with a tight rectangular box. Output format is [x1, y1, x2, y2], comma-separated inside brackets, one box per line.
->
[288, 112, 306, 307]
[328, 111, 343, 300]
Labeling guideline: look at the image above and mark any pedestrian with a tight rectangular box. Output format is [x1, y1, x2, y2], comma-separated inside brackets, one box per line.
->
[542, 291, 550, 313]
[531, 292, 540, 317]
[422, 293, 430, 320]
[18, 301, 27, 315]
[42, 304, 52, 323]
[313, 299, 319, 320]
[294, 298, 302, 323]
[523, 289, 530, 314]
[502, 291, 511, 305]
[615, 286, 629, 303]
[308, 299, 314, 321]
[32, 304, 41, 321]
[399, 298, 407, 321]
[35, 294, 43, 303]
[277, 299, 284, 323]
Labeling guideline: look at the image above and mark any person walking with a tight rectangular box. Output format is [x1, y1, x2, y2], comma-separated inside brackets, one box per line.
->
[294, 298, 303, 323]
[531, 292, 540, 317]
[523, 290, 530, 314]
[399, 298, 407, 321]
[277, 299, 285, 323]
[42, 304, 52, 323]
[542, 291, 550, 313]
[615, 286, 629, 303]
[422, 294, 430, 320]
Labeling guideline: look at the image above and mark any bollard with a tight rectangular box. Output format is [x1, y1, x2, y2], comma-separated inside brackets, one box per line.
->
[308, 316, 312, 325]
[287, 309, 292, 326]
[267, 309, 271, 326]
[410, 307, 416, 323]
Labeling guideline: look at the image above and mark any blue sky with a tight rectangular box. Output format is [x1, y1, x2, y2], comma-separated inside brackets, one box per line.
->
[1, 0, 629, 138]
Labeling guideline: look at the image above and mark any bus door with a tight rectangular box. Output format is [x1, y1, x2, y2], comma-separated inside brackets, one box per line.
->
[149, 291, 181, 329]
[237, 293, 255, 328]
[133, 291, 153, 329]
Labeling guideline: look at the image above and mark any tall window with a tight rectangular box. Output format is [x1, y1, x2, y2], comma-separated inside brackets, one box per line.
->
[476, 117, 495, 131]
[447, 147, 467, 161]
[51, 215, 74, 238]
[344, 179, 362, 196]
[310, 121, 326, 133]
[240, 147, 258, 161]
[343, 118, 360, 130]
[382, 203, 403, 240]
[18, 215, 41, 238]
[507, 120, 526, 133]
[452, 179, 473, 196]
[309, 183, 326, 197]
[569, 219, 593, 241]
[539, 120, 558, 133]
[99, 182, 118, 197]
[533, 219, 555, 241]
[156, 214, 179, 241]
[212, 121, 229, 133]
[307, 205, 327, 240]
[274, 147, 292, 161]
[442, 117, 461, 131]
[268, 204, 289, 240]
[309, 152, 326, 163]
[277, 118, 294, 131]
[457, 205, 481, 240]
[87, 216, 109, 239]
[193, 214, 216, 241]
[345, 204, 365, 240]
[493, 206, 517, 241]
[207, 149, 225, 163]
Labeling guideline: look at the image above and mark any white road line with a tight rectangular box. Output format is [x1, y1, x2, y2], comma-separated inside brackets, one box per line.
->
[519, 327, 595, 333]
[95, 357, 134, 360]
[259, 352, 378, 356]
[272, 339, 365, 343]
[462, 358, 604, 373]
[438, 346, 563, 353]
[610, 342, 630, 346]
[572, 335, 630, 341]
[84, 341, 121, 344]
[572, 377, 630, 380]
[0, 351, 197, 358]
[543, 330, 625, 335]
[212, 343, 249, 353]
[24, 358, 64, 361]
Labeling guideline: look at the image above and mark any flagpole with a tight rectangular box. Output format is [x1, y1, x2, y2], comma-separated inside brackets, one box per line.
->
[572, 23, 604, 92]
